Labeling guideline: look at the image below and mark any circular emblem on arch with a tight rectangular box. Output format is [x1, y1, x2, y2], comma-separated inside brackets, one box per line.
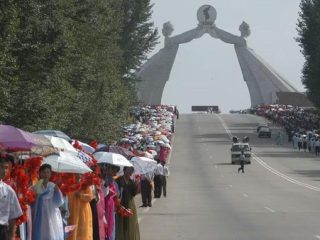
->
[197, 5, 217, 25]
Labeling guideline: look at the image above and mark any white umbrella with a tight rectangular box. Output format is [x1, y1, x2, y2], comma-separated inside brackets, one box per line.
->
[43, 152, 92, 174]
[46, 136, 77, 153]
[71, 140, 95, 154]
[130, 156, 157, 175]
[93, 152, 133, 167]
[33, 130, 71, 141]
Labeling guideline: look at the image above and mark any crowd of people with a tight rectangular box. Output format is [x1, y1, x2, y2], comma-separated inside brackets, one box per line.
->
[255, 104, 320, 155]
[0, 104, 178, 240]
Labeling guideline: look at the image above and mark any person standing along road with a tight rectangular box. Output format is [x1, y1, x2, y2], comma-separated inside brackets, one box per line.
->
[238, 151, 245, 173]
[298, 135, 303, 151]
[315, 139, 320, 156]
[153, 162, 163, 198]
[276, 131, 283, 146]
[67, 175, 94, 240]
[140, 174, 153, 207]
[116, 167, 140, 240]
[0, 155, 23, 240]
[31, 164, 65, 240]
[161, 162, 170, 198]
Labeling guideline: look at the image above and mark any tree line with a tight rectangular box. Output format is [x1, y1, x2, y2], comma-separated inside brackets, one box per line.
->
[297, 0, 320, 108]
[0, 0, 158, 142]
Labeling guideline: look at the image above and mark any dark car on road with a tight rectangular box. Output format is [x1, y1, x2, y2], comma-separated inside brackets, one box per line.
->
[258, 126, 271, 138]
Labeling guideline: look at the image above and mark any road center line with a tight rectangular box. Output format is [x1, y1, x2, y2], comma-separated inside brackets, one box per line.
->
[242, 193, 249, 198]
[253, 154, 320, 192]
[264, 206, 275, 213]
[216, 114, 233, 138]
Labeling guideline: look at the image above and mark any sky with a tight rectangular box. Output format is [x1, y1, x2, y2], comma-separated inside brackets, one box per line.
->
[148, 0, 305, 113]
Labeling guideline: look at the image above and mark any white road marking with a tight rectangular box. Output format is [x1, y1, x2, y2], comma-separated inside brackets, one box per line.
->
[254, 154, 320, 192]
[216, 114, 233, 138]
[214, 165, 218, 169]
[242, 193, 249, 198]
[264, 206, 275, 213]
[314, 235, 320, 239]
[138, 217, 142, 223]
[217, 114, 320, 193]
[229, 184, 233, 188]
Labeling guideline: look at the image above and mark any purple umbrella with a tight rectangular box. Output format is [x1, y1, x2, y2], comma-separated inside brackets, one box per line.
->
[0, 125, 51, 152]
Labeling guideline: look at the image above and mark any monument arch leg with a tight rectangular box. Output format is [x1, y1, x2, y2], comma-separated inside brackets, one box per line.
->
[135, 5, 298, 107]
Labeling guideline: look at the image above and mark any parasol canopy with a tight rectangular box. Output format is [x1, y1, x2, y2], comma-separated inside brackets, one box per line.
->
[43, 152, 92, 174]
[0, 125, 52, 152]
[108, 145, 135, 159]
[93, 152, 132, 167]
[46, 136, 77, 153]
[130, 156, 157, 175]
[33, 130, 71, 141]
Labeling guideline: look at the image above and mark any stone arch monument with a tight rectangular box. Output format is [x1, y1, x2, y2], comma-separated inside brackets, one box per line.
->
[135, 5, 298, 107]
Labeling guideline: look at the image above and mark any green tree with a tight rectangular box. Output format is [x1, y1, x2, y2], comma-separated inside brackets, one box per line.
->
[118, 0, 159, 81]
[297, 0, 320, 107]
[0, 0, 157, 141]
[3, 0, 65, 130]
[50, 0, 135, 141]
[0, 0, 19, 121]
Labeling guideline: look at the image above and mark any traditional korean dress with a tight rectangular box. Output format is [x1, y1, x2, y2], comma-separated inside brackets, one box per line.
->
[115, 176, 140, 240]
[31, 181, 64, 240]
[67, 187, 94, 240]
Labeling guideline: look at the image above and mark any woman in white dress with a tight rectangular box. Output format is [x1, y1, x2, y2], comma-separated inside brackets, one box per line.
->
[31, 164, 64, 240]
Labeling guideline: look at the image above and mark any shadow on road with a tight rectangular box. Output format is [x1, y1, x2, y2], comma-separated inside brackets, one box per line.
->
[194, 133, 230, 139]
[216, 162, 234, 166]
[255, 152, 315, 159]
[290, 170, 320, 181]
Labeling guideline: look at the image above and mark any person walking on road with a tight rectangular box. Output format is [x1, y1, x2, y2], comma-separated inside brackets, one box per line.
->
[238, 151, 245, 173]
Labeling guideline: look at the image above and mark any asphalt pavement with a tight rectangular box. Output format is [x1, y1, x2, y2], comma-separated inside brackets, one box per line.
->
[138, 113, 320, 240]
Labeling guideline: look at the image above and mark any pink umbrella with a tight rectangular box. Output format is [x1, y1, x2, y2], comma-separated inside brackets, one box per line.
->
[0, 125, 51, 152]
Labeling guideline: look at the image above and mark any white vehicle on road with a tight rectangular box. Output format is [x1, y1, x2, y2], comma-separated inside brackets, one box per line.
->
[231, 142, 252, 164]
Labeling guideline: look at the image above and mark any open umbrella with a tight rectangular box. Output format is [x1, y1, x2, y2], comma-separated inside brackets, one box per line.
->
[93, 152, 132, 167]
[46, 137, 94, 166]
[33, 130, 71, 141]
[109, 145, 135, 159]
[130, 156, 157, 175]
[46, 136, 77, 153]
[0, 125, 52, 152]
[72, 140, 95, 154]
[43, 152, 92, 174]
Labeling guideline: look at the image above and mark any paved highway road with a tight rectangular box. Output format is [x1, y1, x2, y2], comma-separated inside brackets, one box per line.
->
[138, 114, 320, 240]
